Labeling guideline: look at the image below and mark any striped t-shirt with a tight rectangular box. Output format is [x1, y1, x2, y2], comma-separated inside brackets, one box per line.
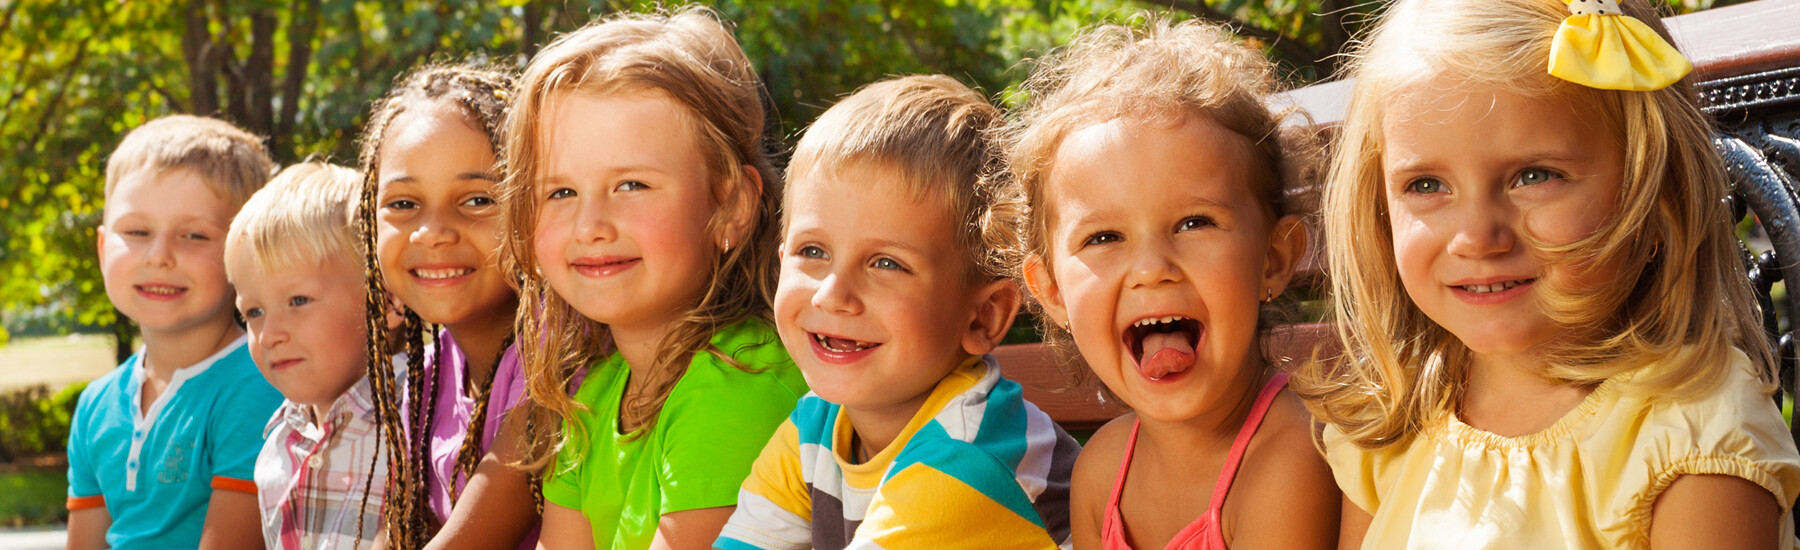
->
[716, 355, 1080, 550]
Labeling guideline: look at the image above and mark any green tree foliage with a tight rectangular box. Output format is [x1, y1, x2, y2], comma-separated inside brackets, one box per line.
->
[0, 0, 1745, 360]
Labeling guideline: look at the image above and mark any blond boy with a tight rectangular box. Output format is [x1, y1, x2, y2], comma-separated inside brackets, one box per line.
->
[226, 162, 388, 550]
[715, 75, 1080, 550]
[68, 115, 284, 549]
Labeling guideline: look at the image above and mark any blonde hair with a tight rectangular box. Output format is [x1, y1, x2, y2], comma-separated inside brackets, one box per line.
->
[997, 17, 1321, 398]
[224, 161, 363, 277]
[499, 6, 780, 467]
[788, 74, 1011, 282]
[105, 114, 275, 209]
[1291, 0, 1774, 451]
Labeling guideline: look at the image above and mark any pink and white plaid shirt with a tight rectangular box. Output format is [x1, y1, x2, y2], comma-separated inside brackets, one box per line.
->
[255, 378, 388, 550]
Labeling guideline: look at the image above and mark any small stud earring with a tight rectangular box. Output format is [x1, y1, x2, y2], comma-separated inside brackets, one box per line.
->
[723, 237, 731, 253]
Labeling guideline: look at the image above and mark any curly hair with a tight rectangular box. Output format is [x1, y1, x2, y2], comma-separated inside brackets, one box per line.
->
[996, 16, 1323, 403]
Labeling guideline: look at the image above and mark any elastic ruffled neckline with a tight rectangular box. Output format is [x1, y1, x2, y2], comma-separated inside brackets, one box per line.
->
[1443, 377, 1618, 451]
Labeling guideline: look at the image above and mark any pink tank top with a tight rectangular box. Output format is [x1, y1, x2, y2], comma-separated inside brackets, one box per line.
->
[1101, 373, 1290, 550]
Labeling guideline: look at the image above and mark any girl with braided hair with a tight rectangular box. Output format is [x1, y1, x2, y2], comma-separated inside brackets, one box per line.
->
[356, 64, 540, 550]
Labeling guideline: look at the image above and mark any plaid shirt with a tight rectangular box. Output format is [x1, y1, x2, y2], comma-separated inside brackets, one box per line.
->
[255, 378, 388, 550]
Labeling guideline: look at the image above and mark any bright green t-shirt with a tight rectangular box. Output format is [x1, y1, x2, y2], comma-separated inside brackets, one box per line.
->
[542, 318, 808, 549]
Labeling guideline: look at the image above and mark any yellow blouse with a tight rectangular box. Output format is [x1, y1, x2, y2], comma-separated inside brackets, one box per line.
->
[1325, 350, 1800, 549]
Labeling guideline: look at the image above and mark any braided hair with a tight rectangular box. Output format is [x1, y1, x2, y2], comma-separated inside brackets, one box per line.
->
[355, 64, 515, 550]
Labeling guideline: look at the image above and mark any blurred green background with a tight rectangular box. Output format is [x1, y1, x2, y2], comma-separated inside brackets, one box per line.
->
[0, 0, 1744, 527]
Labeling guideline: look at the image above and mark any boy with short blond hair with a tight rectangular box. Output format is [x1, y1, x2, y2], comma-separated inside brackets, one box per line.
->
[715, 75, 1080, 550]
[68, 114, 284, 549]
[226, 162, 389, 550]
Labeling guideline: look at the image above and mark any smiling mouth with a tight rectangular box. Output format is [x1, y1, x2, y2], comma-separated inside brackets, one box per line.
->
[136, 284, 185, 296]
[412, 267, 474, 280]
[1124, 316, 1202, 381]
[1458, 278, 1535, 294]
[811, 332, 879, 353]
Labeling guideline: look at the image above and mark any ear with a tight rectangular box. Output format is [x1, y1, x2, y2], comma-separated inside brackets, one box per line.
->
[961, 278, 1023, 356]
[95, 225, 107, 270]
[1261, 215, 1308, 300]
[719, 165, 765, 250]
[1021, 255, 1068, 330]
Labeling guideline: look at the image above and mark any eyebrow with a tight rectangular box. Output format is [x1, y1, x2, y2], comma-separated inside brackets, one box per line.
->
[381, 171, 500, 186]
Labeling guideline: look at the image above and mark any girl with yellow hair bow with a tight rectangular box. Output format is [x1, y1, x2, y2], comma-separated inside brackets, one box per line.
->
[1289, 0, 1800, 547]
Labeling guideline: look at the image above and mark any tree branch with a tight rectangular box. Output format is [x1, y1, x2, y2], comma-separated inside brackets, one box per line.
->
[1165, 0, 1326, 73]
[274, 0, 319, 157]
[16, 32, 95, 171]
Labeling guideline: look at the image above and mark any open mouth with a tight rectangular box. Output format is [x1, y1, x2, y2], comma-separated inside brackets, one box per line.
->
[812, 332, 879, 354]
[1123, 316, 1202, 381]
[136, 284, 185, 296]
[1458, 278, 1535, 294]
[412, 267, 474, 280]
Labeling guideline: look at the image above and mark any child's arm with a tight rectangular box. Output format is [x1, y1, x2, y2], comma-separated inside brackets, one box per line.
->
[1337, 498, 1371, 550]
[423, 420, 539, 550]
[651, 507, 736, 550]
[197, 489, 265, 550]
[1227, 396, 1340, 549]
[1647, 474, 1781, 549]
[66, 508, 112, 550]
[537, 502, 596, 550]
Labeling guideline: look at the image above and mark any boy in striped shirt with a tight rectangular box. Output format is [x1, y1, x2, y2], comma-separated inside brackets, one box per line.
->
[225, 162, 388, 549]
[715, 75, 1080, 550]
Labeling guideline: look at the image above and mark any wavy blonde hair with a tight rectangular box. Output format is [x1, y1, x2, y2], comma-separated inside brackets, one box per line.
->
[224, 161, 362, 276]
[996, 17, 1322, 401]
[1289, 0, 1774, 451]
[499, 6, 780, 469]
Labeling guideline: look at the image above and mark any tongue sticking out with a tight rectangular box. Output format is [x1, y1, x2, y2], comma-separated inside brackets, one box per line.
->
[1137, 331, 1195, 380]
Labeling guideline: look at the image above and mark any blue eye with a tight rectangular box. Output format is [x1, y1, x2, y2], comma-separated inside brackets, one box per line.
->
[546, 188, 575, 200]
[288, 296, 312, 307]
[871, 257, 904, 271]
[1514, 167, 1563, 187]
[615, 181, 648, 192]
[797, 245, 827, 260]
[243, 307, 263, 319]
[1405, 178, 1447, 195]
[1083, 232, 1121, 247]
[1177, 216, 1215, 232]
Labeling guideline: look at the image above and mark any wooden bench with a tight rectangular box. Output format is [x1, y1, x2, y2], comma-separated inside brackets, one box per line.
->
[997, 0, 1800, 435]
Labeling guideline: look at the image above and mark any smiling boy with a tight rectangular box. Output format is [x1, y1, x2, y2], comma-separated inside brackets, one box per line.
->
[714, 75, 1080, 550]
[226, 162, 391, 550]
[68, 115, 284, 549]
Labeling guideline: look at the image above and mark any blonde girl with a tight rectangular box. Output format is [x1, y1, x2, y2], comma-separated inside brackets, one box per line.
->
[1292, 0, 1800, 547]
[1003, 18, 1338, 549]
[498, 7, 808, 550]
[356, 65, 540, 550]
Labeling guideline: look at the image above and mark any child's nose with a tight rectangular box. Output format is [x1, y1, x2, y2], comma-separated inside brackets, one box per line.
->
[411, 209, 460, 247]
[573, 199, 616, 244]
[812, 273, 862, 315]
[1446, 206, 1517, 258]
[1125, 239, 1182, 289]
[143, 233, 177, 268]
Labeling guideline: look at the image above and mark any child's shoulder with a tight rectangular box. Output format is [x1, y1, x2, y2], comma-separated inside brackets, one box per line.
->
[1071, 413, 1135, 495]
[1225, 389, 1340, 546]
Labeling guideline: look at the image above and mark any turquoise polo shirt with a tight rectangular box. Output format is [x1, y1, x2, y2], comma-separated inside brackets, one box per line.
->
[66, 335, 284, 548]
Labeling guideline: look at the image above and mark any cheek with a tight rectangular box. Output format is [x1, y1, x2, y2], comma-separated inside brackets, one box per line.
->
[531, 209, 570, 263]
[468, 216, 506, 267]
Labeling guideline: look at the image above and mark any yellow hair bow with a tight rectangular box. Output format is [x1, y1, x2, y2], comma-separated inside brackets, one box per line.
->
[1547, 0, 1692, 91]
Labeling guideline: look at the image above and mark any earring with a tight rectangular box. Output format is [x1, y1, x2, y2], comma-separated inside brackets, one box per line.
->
[1262, 289, 1275, 304]
[723, 237, 732, 253]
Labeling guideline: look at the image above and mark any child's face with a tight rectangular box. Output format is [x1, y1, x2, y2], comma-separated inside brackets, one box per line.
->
[1027, 115, 1299, 422]
[1381, 82, 1624, 365]
[533, 91, 718, 336]
[230, 250, 368, 410]
[776, 163, 1010, 417]
[375, 101, 514, 328]
[97, 167, 239, 336]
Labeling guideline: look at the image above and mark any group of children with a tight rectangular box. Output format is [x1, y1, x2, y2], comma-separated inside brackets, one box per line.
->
[61, 0, 1800, 548]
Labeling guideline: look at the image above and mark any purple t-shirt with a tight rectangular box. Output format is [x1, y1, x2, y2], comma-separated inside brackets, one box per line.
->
[419, 329, 536, 548]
